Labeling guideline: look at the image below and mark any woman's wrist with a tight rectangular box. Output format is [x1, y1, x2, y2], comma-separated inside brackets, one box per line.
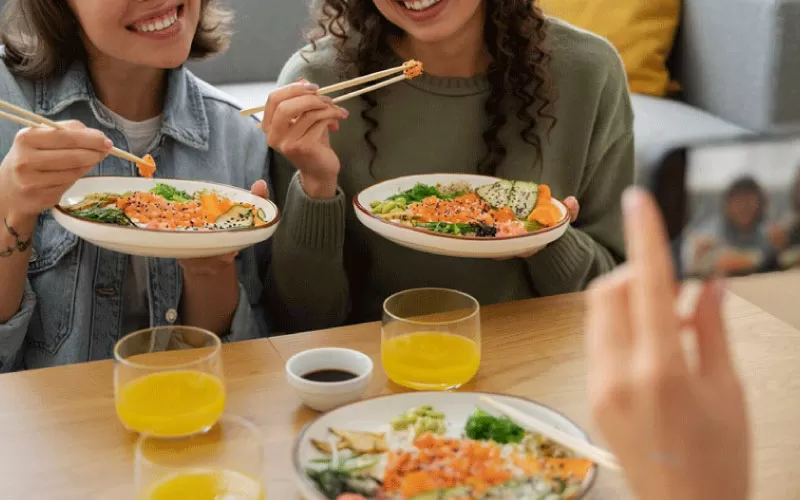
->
[299, 172, 338, 200]
[4, 211, 37, 235]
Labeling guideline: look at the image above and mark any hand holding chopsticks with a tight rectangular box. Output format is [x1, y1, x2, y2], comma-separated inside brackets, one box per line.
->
[0, 99, 156, 177]
[240, 60, 423, 117]
[479, 396, 621, 471]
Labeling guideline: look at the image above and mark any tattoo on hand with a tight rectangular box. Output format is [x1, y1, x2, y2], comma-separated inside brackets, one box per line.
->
[0, 218, 33, 258]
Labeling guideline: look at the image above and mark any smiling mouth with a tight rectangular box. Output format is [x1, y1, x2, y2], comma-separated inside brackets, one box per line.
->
[127, 4, 184, 33]
[397, 0, 443, 12]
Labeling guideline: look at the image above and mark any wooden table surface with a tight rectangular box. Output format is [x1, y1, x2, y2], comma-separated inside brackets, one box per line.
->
[0, 273, 798, 500]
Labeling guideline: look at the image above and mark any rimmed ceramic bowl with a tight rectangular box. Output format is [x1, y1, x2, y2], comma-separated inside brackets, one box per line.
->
[292, 391, 597, 500]
[354, 174, 570, 259]
[52, 176, 279, 259]
[285, 348, 374, 413]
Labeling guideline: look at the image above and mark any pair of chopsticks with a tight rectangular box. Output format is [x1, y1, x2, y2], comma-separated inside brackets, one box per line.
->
[479, 395, 621, 471]
[0, 99, 151, 167]
[239, 60, 423, 117]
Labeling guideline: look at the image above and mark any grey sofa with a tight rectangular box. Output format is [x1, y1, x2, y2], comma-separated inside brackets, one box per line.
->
[188, 0, 800, 183]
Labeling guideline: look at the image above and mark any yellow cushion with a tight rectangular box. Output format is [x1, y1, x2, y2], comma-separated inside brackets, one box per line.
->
[539, 0, 681, 97]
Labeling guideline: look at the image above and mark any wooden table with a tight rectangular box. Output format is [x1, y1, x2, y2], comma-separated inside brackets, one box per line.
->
[0, 273, 798, 500]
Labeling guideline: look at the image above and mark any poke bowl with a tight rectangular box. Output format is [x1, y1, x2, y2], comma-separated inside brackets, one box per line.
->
[293, 392, 597, 500]
[52, 176, 279, 259]
[354, 174, 570, 259]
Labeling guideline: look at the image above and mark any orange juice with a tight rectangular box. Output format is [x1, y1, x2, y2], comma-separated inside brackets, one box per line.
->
[382, 332, 480, 390]
[116, 370, 225, 437]
[141, 469, 264, 500]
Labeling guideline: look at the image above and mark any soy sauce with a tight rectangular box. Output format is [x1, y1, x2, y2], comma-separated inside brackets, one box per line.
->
[301, 369, 358, 383]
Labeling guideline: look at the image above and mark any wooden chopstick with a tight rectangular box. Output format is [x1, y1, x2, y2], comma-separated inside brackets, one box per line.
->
[330, 74, 408, 105]
[479, 396, 622, 471]
[239, 61, 420, 117]
[0, 100, 149, 166]
[317, 65, 409, 97]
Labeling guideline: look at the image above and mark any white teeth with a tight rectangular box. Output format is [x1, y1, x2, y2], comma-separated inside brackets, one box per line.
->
[133, 10, 178, 33]
[402, 0, 440, 11]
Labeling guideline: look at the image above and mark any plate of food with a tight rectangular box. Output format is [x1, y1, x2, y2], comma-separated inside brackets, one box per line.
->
[293, 392, 597, 500]
[354, 174, 570, 259]
[52, 176, 279, 258]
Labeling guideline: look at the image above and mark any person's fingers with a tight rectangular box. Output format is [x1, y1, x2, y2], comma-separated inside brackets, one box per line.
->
[19, 163, 95, 189]
[262, 83, 321, 133]
[27, 184, 77, 210]
[250, 180, 269, 200]
[586, 266, 635, 414]
[564, 196, 580, 223]
[284, 106, 348, 143]
[587, 264, 636, 359]
[306, 119, 336, 146]
[691, 280, 733, 376]
[268, 95, 335, 142]
[15, 126, 113, 153]
[622, 188, 684, 368]
[22, 149, 108, 172]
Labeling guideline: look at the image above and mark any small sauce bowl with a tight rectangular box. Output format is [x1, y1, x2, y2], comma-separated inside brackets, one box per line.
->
[285, 348, 373, 412]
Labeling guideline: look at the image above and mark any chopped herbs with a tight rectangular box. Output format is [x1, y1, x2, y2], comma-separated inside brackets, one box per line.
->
[464, 409, 526, 444]
[387, 183, 458, 203]
[149, 183, 192, 203]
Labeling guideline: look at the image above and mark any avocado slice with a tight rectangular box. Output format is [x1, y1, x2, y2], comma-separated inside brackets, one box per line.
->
[214, 205, 253, 230]
[476, 180, 513, 208]
[508, 181, 539, 219]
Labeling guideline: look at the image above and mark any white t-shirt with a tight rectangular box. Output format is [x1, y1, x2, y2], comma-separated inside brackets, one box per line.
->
[96, 101, 162, 334]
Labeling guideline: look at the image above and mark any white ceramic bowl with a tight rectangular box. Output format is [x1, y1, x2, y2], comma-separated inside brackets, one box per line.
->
[292, 391, 598, 500]
[354, 174, 570, 259]
[52, 176, 279, 259]
[285, 348, 374, 413]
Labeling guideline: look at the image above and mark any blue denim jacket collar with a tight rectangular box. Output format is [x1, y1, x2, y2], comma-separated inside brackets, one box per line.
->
[33, 61, 210, 151]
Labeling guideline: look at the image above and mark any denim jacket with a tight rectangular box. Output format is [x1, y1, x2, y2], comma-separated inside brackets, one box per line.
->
[0, 57, 271, 372]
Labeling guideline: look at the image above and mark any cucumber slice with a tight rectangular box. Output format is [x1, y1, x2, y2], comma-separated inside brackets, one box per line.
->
[214, 205, 253, 230]
[508, 181, 539, 219]
[256, 208, 267, 221]
[476, 180, 513, 208]
[339, 455, 379, 473]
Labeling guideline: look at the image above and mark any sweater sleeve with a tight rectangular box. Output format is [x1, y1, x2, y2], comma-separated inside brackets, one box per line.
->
[269, 163, 349, 333]
[267, 51, 351, 333]
[524, 132, 633, 295]
[524, 45, 634, 295]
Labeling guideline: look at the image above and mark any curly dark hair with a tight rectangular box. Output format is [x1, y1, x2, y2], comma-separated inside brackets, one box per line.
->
[307, 0, 556, 177]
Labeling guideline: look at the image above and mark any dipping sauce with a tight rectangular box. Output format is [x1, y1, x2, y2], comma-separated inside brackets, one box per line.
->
[301, 369, 358, 383]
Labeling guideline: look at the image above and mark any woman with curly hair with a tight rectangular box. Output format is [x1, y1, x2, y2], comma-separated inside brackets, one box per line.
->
[265, 0, 634, 331]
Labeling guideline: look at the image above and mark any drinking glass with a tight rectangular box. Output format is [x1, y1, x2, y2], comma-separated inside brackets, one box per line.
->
[135, 415, 265, 500]
[381, 288, 481, 391]
[114, 326, 225, 438]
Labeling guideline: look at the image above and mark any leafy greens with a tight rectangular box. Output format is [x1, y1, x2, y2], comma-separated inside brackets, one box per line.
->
[465, 409, 526, 444]
[70, 207, 133, 226]
[149, 183, 192, 203]
[387, 183, 466, 204]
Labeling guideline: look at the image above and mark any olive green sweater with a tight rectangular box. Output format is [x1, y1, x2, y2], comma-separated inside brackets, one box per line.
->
[269, 18, 634, 333]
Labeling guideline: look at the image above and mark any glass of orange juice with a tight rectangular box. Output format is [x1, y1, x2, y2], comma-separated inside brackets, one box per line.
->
[135, 415, 265, 500]
[382, 288, 481, 391]
[114, 326, 225, 438]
